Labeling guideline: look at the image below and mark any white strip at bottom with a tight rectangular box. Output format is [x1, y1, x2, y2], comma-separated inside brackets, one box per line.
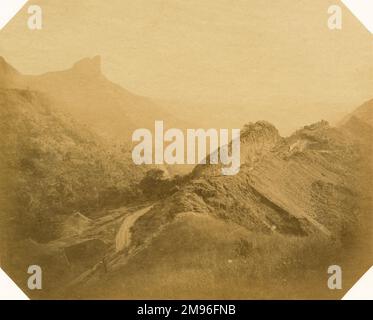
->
[1, 265, 372, 300]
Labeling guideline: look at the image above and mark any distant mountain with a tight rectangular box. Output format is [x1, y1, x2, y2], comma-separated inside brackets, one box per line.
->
[338, 99, 373, 146]
[339, 98, 373, 128]
[0, 56, 186, 141]
[0, 56, 20, 87]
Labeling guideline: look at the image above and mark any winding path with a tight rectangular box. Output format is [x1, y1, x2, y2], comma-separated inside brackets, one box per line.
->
[115, 206, 153, 252]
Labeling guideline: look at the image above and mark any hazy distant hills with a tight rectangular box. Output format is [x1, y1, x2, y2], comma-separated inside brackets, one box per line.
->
[0, 56, 186, 142]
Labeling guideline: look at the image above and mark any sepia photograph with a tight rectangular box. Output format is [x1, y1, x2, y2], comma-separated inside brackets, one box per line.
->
[0, 0, 372, 303]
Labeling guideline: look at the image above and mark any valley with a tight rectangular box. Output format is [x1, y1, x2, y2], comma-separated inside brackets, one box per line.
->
[0, 56, 372, 299]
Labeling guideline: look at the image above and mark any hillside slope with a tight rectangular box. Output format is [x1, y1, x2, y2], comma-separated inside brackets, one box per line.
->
[68, 114, 371, 299]
[0, 88, 145, 243]
[131, 120, 359, 242]
[339, 98, 373, 128]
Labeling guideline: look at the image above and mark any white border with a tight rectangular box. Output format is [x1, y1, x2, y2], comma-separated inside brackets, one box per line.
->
[341, 0, 373, 34]
[0, 0, 28, 30]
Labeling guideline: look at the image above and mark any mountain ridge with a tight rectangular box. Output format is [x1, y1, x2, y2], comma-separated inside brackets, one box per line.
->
[0, 56, 187, 142]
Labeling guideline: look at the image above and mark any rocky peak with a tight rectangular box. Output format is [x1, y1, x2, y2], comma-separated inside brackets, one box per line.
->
[302, 120, 330, 131]
[292, 120, 330, 140]
[241, 121, 280, 145]
[71, 56, 102, 77]
[239, 121, 281, 166]
[283, 120, 336, 155]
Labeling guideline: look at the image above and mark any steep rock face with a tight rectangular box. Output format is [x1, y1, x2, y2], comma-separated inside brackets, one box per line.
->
[247, 121, 359, 237]
[131, 120, 360, 249]
[240, 120, 281, 165]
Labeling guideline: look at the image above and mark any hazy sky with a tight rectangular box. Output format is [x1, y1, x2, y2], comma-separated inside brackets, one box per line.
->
[0, 0, 372, 120]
